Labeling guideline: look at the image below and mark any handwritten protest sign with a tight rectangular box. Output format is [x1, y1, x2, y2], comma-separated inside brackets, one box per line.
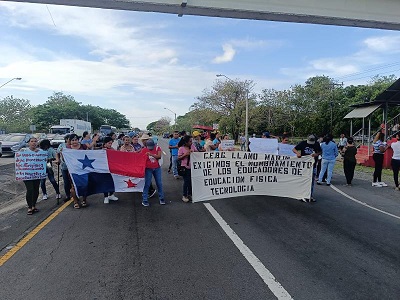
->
[15, 150, 47, 181]
[220, 140, 235, 151]
[191, 151, 313, 202]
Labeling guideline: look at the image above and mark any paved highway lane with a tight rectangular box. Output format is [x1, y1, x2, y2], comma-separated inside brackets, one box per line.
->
[0, 141, 399, 299]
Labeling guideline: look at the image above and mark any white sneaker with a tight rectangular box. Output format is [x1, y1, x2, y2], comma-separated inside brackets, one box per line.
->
[182, 196, 190, 203]
[372, 182, 382, 187]
[42, 194, 48, 200]
[56, 194, 61, 199]
[104, 197, 109, 204]
[108, 194, 118, 201]
[378, 182, 388, 187]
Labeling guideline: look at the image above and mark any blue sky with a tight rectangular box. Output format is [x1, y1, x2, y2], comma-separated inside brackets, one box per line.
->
[1, 2, 400, 129]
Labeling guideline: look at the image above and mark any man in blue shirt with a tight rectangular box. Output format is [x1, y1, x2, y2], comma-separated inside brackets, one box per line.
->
[169, 131, 181, 178]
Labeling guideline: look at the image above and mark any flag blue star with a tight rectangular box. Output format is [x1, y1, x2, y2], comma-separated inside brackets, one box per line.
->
[78, 154, 95, 170]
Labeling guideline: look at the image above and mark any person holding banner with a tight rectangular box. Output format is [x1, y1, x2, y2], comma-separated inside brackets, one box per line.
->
[56, 134, 72, 202]
[22, 137, 44, 215]
[293, 134, 322, 202]
[103, 136, 119, 204]
[68, 134, 91, 208]
[178, 135, 197, 203]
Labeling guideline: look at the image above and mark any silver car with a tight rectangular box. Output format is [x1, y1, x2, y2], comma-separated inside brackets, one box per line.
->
[1, 133, 32, 156]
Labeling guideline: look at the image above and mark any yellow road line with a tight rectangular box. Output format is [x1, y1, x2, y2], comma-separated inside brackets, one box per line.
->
[0, 199, 73, 267]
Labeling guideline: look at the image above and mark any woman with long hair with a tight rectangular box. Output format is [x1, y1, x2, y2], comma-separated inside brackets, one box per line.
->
[22, 137, 43, 215]
[372, 132, 388, 187]
[390, 133, 400, 190]
[178, 135, 197, 202]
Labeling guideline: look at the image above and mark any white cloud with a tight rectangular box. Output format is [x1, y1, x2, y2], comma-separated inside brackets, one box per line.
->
[212, 44, 236, 64]
[363, 36, 400, 53]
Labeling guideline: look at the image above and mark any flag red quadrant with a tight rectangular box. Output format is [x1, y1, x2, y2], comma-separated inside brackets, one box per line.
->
[106, 149, 146, 178]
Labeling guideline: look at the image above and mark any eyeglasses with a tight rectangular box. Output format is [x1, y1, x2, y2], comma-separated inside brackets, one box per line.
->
[71, 138, 78, 141]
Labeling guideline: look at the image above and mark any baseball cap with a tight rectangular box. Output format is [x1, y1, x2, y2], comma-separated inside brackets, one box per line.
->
[307, 134, 316, 144]
[192, 130, 201, 137]
[146, 139, 155, 150]
[263, 131, 270, 138]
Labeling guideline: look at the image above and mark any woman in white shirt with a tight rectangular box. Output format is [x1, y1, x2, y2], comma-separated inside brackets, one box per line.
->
[390, 133, 400, 190]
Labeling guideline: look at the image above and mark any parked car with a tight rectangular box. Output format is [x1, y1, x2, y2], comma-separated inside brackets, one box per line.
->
[0, 140, 2, 157]
[0, 133, 11, 141]
[1, 133, 32, 156]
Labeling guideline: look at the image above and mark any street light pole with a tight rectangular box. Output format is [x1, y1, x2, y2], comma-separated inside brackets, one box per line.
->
[0, 77, 22, 89]
[216, 74, 249, 151]
[164, 107, 177, 127]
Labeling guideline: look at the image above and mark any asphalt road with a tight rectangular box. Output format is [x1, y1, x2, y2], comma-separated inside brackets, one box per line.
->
[0, 140, 399, 299]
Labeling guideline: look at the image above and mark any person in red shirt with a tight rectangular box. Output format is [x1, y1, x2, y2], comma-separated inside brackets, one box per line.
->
[141, 139, 165, 206]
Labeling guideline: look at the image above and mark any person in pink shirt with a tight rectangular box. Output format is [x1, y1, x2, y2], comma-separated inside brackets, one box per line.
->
[178, 135, 197, 202]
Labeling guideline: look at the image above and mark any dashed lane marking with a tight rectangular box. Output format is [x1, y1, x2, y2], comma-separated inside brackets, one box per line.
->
[204, 203, 293, 300]
[0, 199, 73, 267]
[330, 184, 400, 221]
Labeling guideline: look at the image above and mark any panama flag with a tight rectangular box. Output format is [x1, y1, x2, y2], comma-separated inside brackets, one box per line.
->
[62, 149, 147, 197]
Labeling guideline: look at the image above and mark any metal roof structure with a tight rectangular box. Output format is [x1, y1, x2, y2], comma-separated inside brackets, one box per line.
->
[350, 78, 400, 109]
[4, 0, 400, 30]
[344, 104, 381, 119]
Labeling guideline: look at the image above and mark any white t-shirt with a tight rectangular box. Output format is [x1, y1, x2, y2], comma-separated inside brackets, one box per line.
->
[391, 141, 400, 160]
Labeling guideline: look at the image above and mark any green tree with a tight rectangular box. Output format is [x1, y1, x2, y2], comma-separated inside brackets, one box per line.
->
[0, 96, 32, 132]
[191, 79, 256, 141]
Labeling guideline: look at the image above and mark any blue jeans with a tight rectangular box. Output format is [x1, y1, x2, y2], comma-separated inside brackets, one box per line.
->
[182, 168, 192, 197]
[61, 168, 71, 198]
[171, 155, 179, 176]
[40, 167, 60, 195]
[311, 167, 316, 197]
[143, 167, 164, 202]
[318, 159, 336, 184]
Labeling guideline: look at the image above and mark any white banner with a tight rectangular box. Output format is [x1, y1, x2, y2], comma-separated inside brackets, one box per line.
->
[191, 151, 313, 202]
[249, 138, 278, 154]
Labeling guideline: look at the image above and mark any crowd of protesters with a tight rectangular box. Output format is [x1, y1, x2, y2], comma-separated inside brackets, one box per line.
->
[20, 128, 400, 215]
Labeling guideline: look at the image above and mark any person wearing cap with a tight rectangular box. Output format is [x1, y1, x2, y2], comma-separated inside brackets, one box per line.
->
[139, 134, 157, 197]
[192, 131, 205, 152]
[141, 139, 165, 206]
[169, 131, 181, 179]
[293, 134, 322, 202]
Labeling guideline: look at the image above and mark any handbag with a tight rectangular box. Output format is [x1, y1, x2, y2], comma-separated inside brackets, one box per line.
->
[177, 152, 190, 176]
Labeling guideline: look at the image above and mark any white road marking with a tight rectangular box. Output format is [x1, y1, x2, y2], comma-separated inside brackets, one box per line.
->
[204, 203, 293, 300]
[330, 184, 400, 221]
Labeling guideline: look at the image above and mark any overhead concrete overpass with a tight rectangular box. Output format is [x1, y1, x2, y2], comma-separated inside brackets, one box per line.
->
[3, 0, 400, 30]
